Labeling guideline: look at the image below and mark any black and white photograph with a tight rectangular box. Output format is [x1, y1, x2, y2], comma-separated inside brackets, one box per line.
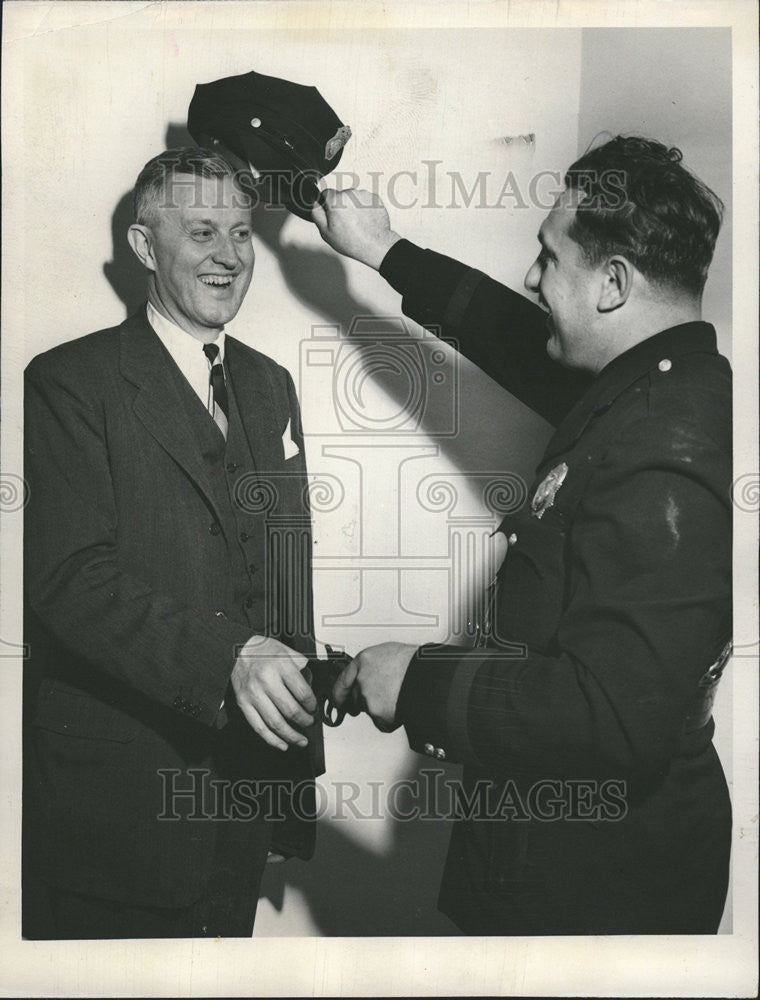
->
[1, 0, 757, 996]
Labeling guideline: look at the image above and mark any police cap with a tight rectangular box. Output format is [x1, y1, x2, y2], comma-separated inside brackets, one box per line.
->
[187, 70, 351, 219]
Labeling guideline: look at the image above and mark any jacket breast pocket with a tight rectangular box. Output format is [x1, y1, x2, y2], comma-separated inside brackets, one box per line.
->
[33, 679, 140, 743]
[491, 512, 568, 654]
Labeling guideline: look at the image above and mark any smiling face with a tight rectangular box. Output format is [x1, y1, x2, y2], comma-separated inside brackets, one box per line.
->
[523, 189, 604, 371]
[140, 173, 255, 340]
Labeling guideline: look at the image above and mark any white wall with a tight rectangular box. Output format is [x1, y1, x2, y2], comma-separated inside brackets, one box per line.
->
[5, 7, 733, 937]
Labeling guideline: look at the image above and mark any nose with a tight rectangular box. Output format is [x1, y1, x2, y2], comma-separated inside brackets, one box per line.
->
[524, 258, 541, 294]
[212, 234, 240, 269]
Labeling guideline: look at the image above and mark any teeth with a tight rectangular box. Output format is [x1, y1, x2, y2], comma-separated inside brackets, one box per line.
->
[200, 275, 233, 286]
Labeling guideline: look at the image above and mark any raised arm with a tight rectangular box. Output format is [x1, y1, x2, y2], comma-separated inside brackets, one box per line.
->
[312, 189, 592, 426]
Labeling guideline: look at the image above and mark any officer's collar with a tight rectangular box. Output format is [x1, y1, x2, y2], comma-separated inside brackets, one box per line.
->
[541, 321, 719, 465]
[590, 321, 718, 412]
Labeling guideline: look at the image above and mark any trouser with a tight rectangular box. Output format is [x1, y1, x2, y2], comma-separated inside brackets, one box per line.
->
[23, 814, 273, 940]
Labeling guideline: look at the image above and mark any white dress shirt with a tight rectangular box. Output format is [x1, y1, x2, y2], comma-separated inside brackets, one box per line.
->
[146, 301, 225, 413]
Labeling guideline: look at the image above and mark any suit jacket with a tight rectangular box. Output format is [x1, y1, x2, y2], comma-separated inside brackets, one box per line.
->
[382, 240, 732, 934]
[23, 307, 320, 908]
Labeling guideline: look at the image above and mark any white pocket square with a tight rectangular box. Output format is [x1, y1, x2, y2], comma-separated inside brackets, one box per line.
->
[282, 419, 300, 460]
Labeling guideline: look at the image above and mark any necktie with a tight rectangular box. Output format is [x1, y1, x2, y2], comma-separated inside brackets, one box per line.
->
[203, 342, 229, 439]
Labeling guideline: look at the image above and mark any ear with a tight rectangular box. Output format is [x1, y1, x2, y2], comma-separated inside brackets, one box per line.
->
[597, 255, 633, 312]
[127, 224, 157, 273]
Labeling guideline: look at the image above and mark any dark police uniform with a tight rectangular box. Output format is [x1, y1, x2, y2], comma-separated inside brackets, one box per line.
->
[381, 239, 732, 935]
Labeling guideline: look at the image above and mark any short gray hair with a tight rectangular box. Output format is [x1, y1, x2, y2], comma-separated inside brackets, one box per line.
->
[133, 147, 247, 226]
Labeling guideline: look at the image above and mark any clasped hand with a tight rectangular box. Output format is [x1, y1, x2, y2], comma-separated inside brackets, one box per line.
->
[231, 635, 316, 751]
[231, 636, 417, 747]
[331, 642, 418, 732]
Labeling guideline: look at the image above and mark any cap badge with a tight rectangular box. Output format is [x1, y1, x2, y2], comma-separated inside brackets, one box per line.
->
[325, 125, 352, 161]
[531, 462, 569, 519]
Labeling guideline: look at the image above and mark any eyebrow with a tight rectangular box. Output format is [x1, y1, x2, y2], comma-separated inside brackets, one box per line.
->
[183, 218, 251, 229]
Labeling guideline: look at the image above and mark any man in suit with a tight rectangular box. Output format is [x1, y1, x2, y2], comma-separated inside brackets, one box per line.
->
[23, 147, 321, 938]
[313, 136, 732, 934]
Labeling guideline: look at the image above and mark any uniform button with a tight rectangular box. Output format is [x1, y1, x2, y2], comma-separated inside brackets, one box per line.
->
[240, 531, 249, 542]
[209, 522, 221, 536]
[423, 742, 435, 756]
[508, 533, 517, 545]
[250, 117, 261, 128]
[214, 609, 227, 619]
[658, 358, 672, 372]
[435, 747, 447, 761]
[226, 462, 238, 474]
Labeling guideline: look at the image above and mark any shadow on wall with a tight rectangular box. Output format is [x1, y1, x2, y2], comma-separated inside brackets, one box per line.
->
[259, 756, 462, 936]
[246, 174, 549, 483]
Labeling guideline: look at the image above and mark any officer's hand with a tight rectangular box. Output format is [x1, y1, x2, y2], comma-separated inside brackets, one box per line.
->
[332, 642, 417, 732]
[311, 188, 402, 270]
[231, 635, 317, 751]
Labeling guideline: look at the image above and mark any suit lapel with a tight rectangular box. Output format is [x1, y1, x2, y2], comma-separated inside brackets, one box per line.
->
[119, 309, 228, 527]
[225, 337, 284, 471]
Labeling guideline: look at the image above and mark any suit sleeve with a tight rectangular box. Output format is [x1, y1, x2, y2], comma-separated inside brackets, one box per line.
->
[379, 239, 593, 426]
[24, 357, 251, 727]
[397, 414, 731, 777]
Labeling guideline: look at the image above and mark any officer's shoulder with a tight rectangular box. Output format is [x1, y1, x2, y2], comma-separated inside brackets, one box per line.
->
[644, 349, 731, 425]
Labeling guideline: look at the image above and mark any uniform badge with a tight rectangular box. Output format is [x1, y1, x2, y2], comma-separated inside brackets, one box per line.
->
[325, 125, 352, 161]
[531, 462, 568, 519]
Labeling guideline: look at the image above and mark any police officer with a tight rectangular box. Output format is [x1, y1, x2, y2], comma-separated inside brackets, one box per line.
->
[314, 136, 732, 935]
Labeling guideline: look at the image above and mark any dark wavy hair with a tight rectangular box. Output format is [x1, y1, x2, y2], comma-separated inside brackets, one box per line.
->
[133, 146, 247, 226]
[564, 136, 724, 296]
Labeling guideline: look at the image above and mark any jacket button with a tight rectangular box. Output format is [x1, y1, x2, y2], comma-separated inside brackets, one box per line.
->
[508, 533, 517, 545]
[435, 747, 447, 761]
[209, 522, 221, 536]
[423, 742, 435, 756]
[658, 358, 672, 372]
[240, 531, 249, 542]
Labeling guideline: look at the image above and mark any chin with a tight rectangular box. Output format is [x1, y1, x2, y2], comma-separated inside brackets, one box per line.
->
[202, 303, 242, 327]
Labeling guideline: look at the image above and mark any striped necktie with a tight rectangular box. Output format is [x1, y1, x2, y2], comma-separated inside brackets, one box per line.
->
[202, 342, 229, 439]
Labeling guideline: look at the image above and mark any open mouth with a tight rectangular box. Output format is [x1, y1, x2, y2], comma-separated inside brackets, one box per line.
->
[199, 275, 235, 288]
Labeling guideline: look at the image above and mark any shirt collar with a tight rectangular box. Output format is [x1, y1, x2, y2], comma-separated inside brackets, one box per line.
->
[146, 301, 226, 362]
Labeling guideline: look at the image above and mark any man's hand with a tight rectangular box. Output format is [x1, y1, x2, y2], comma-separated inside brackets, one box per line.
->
[310, 188, 402, 270]
[332, 642, 418, 732]
[231, 635, 317, 751]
